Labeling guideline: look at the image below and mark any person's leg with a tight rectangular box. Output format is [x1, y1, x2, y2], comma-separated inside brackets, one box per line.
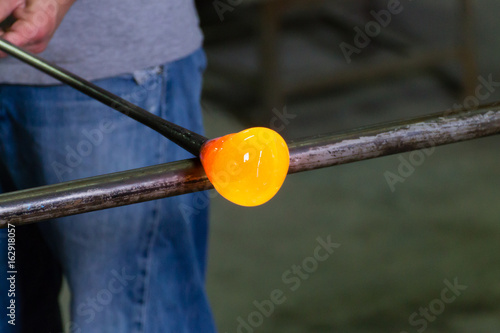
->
[140, 49, 215, 332]
[0, 89, 64, 333]
[0, 48, 216, 332]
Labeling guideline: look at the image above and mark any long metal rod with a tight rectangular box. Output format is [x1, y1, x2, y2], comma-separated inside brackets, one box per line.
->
[1, 105, 499, 226]
[0, 38, 208, 156]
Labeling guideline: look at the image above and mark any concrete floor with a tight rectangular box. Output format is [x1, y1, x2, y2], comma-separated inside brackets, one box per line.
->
[202, 1, 500, 332]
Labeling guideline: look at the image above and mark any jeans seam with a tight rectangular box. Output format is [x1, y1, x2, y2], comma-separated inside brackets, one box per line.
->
[138, 210, 161, 333]
[159, 63, 170, 161]
[138, 69, 166, 333]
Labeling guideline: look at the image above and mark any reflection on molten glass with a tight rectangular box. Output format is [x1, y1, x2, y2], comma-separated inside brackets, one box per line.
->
[200, 127, 290, 207]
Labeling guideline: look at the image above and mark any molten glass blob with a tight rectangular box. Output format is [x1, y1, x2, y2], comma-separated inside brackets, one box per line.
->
[200, 127, 290, 207]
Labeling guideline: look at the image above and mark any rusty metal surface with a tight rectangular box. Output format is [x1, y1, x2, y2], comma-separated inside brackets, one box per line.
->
[288, 106, 500, 173]
[1, 106, 500, 226]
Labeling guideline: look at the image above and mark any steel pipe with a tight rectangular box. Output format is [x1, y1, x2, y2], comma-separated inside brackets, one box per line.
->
[1, 106, 500, 226]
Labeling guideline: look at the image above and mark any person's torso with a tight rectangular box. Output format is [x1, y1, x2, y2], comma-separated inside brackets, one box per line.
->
[0, 0, 203, 84]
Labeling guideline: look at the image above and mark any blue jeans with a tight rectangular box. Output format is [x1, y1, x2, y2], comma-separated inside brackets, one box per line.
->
[0, 49, 216, 333]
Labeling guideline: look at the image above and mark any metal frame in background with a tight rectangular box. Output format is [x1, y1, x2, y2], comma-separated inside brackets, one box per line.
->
[203, 0, 476, 111]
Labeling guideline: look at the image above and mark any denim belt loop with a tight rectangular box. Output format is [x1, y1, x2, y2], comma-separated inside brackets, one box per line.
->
[132, 65, 163, 85]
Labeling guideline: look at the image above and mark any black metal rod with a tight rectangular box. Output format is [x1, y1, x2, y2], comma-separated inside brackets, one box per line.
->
[0, 38, 208, 156]
[1, 105, 499, 226]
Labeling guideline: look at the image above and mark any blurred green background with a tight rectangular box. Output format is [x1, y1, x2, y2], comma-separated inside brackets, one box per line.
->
[196, 1, 500, 332]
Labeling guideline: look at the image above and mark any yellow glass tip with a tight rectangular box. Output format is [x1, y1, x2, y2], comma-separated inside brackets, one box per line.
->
[200, 127, 290, 207]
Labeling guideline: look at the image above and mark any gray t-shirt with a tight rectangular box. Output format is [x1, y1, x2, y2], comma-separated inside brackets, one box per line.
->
[0, 0, 203, 85]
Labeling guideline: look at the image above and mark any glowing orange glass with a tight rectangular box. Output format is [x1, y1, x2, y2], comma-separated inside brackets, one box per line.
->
[200, 127, 290, 207]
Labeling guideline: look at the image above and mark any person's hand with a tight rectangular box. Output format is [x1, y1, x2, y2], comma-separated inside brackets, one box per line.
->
[0, 0, 76, 57]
